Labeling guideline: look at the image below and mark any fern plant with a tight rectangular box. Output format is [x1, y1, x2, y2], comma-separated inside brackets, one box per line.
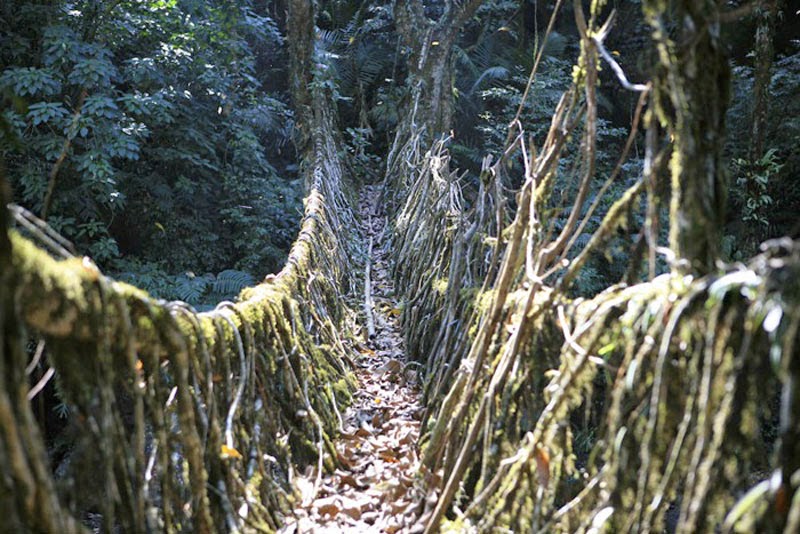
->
[172, 270, 255, 306]
[210, 270, 256, 298]
[113, 261, 255, 308]
[174, 273, 216, 303]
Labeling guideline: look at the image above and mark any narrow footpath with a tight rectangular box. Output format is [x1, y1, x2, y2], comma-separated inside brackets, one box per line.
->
[281, 185, 424, 533]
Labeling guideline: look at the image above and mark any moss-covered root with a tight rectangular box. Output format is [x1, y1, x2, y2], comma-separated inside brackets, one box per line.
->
[447, 240, 800, 533]
[0, 102, 358, 531]
[1, 172, 88, 533]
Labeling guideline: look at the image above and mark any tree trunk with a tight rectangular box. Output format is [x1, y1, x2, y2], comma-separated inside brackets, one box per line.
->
[393, 0, 483, 136]
[749, 0, 779, 164]
[646, 0, 731, 275]
[287, 0, 317, 154]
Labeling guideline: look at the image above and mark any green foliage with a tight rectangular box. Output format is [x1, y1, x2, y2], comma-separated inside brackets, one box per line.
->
[313, 4, 399, 149]
[114, 258, 255, 310]
[726, 149, 784, 259]
[455, 54, 574, 178]
[112, 258, 178, 299]
[172, 269, 256, 309]
[368, 84, 405, 136]
[725, 39, 800, 256]
[345, 127, 381, 180]
[732, 149, 782, 228]
[1, 0, 301, 279]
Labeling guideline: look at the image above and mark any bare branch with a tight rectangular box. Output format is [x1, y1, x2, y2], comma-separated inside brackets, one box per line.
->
[593, 36, 650, 92]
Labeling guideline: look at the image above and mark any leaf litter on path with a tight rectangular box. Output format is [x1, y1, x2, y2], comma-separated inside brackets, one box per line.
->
[280, 186, 424, 533]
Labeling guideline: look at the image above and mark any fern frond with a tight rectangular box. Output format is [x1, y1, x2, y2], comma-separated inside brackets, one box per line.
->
[212, 269, 255, 296]
[468, 66, 509, 95]
[175, 273, 213, 303]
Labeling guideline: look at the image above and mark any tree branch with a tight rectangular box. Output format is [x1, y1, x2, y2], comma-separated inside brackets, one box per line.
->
[40, 89, 87, 221]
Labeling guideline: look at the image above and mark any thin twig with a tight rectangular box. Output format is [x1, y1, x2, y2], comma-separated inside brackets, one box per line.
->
[593, 36, 650, 93]
[364, 234, 376, 339]
[10, 204, 76, 258]
[26, 367, 55, 401]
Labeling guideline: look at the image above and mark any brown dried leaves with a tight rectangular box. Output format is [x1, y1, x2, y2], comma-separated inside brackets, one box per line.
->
[281, 186, 424, 533]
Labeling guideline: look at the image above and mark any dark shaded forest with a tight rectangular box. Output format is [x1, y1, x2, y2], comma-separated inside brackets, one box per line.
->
[2, 0, 800, 532]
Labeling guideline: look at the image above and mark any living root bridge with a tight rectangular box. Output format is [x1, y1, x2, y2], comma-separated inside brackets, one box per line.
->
[388, 138, 800, 533]
[380, 6, 800, 527]
[443, 241, 800, 533]
[0, 111, 358, 532]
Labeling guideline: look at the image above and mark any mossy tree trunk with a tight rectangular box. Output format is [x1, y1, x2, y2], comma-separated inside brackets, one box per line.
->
[1, 165, 87, 532]
[646, 0, 731, 275]
[749, 0, 779, 164]
[393, 0, 483, 136]
[287, 0, 317, 156]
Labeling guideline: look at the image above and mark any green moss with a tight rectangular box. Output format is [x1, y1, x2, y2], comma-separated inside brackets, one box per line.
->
[332, 377, 353, 402]
[4, 145, 361, 528]
[433, 277, 449, 295]
[476, 289, 496, 312]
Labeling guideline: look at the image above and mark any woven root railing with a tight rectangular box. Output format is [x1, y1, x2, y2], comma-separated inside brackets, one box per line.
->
[383, 4, 800, 532]
[388, 120, 800, 534]
[0, 99, 359, 532]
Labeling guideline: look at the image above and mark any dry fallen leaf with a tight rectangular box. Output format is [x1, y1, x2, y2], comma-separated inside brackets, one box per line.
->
[220, 444, 242, 459]
[379, 450, 399, 463]
[390, 500, 410, 514]
[337, 473, 362, 489]
[339, 495, 369, 520]
[384, 359, 403, 373]
[534, 444, 550, 487]
[337, 451, 358, 469]
[315, 496, 340, 518]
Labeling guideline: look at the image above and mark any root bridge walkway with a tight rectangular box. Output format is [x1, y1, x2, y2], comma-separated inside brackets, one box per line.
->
[282, 185, 423, 533]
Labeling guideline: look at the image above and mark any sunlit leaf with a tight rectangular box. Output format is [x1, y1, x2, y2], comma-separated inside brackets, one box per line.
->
[220, 444, 242, 459]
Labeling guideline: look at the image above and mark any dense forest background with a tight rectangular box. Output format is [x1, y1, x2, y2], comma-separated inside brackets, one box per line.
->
[2, 1, 800, 532]
[1, 0, 798, 300]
